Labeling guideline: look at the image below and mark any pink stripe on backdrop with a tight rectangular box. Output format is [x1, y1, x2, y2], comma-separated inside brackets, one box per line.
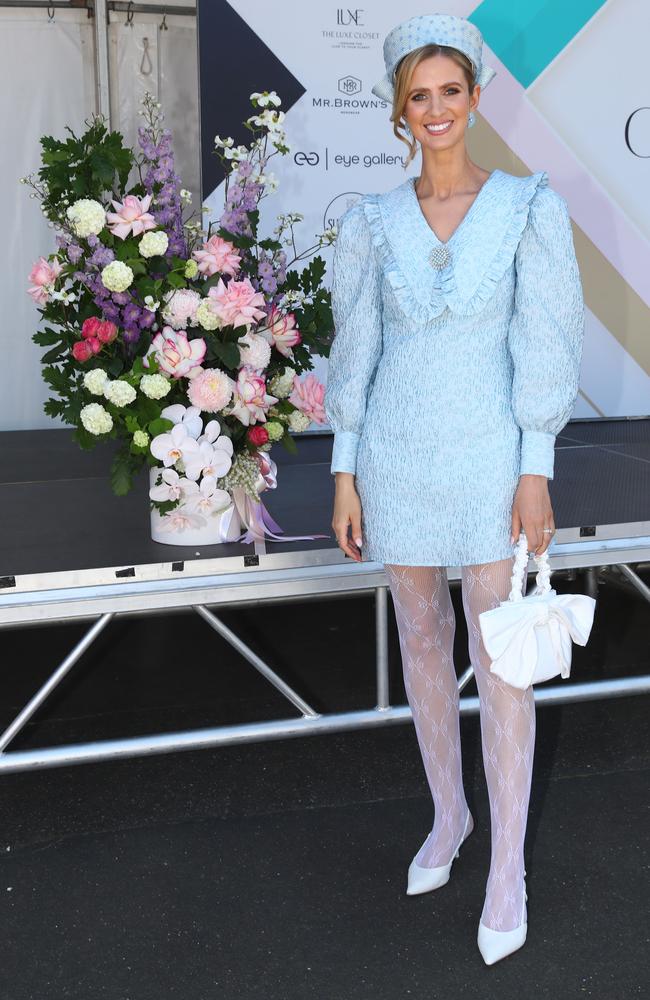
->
[480, 45, 650, 308]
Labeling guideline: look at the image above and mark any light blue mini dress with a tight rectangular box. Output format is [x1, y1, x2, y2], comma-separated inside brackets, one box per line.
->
[324, 168, 585, 567]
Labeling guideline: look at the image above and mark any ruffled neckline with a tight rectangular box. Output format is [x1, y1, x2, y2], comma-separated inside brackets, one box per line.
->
[407, 169, 501, 247]
[361, 168, 549, 322]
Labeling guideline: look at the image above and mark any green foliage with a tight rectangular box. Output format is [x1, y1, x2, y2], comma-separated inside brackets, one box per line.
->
[110, 447, 143, 496]
[280, 429, 298, 454]
[147, 417, 174, 438]
[39, 119, 133, 211]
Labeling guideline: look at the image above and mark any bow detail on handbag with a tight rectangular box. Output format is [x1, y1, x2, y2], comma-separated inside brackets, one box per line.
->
[478, 534, 597, 689]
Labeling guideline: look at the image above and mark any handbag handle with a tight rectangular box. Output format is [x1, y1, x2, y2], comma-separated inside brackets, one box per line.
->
[507, 532, 552, 602]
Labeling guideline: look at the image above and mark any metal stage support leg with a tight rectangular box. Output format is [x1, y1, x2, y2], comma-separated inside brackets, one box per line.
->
[0, 613, 114, 753]
[193, 604, 319, 719]
[375, 586, 390, 710]
[617, 563, 650, 603]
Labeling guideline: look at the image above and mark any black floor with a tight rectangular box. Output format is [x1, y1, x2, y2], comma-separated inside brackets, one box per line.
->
[1, 566, 649, 999]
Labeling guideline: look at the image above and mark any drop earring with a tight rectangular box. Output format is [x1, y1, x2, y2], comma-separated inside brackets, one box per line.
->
[403, 120, 412, 138]
[468, 110, 476, 128]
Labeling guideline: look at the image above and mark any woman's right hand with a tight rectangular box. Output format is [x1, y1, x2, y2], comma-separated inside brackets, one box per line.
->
[332, 472, 363, 562]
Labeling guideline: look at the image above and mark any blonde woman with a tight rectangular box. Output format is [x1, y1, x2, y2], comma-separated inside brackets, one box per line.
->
[324, 13, 584, 965]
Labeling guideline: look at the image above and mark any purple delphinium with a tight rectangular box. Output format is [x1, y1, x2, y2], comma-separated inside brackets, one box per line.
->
[138, 115, 187, 258]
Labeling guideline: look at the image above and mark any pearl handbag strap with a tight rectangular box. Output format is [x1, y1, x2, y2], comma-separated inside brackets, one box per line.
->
[508, 532, 552, 602]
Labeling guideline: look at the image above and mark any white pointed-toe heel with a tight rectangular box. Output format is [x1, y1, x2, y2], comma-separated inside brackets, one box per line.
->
[406, 808, 473, 895]
[477, 872, 528, 965]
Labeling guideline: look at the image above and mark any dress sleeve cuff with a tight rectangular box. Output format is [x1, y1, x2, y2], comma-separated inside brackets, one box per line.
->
[330, 430, 360, 475]
[520, 430, 556, 479]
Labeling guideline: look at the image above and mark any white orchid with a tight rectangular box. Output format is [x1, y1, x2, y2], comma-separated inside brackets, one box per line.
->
[150, 423, 198, 468]
[185, 475, 232, 516]
[160, 403, 203, 440]
[149, 468, 199, 503]
[157, 509, 207, 533]
[183, 438, 233, 482]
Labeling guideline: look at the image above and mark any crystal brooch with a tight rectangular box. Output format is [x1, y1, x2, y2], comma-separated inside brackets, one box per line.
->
[428, 244, 451, 269]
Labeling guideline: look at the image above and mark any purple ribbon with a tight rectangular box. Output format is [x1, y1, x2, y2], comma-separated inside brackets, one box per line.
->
[219, 449, 329, 545]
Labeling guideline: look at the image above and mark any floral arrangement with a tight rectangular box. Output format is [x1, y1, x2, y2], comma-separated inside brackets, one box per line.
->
[23, 92, 333, 540]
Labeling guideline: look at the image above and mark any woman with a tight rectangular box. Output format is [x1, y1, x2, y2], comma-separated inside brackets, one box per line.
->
[323, 13, 585, 965]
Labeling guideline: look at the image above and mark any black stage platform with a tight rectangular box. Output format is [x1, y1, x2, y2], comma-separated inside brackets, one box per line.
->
[0, 419, 648, 775]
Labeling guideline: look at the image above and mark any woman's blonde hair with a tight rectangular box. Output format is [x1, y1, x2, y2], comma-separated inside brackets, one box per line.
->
[391, 45, 476, 168]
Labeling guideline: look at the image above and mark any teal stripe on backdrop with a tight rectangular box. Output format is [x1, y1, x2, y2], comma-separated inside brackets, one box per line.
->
[469, 0, 607, 88]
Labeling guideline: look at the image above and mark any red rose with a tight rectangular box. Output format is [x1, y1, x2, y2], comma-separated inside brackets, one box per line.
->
[81, 316, 102, 341]
[88, 337, 102, 355]
[97, 320, 118, 344]
[72, 340, 93, 362]
[247, 425, 269, 446]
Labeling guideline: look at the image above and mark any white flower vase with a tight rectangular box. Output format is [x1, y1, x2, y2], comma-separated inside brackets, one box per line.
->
[149, 468, 242, 546]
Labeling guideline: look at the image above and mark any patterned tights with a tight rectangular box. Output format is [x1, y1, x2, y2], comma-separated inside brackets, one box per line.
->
[384, 558, 535, 932]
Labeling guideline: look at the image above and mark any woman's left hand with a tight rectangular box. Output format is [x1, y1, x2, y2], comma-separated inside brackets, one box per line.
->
[510, 474, 555, 555]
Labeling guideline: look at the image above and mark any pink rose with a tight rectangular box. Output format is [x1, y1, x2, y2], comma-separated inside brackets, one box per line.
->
[106, 194, 157, 240]
[247, 425, 269, 446]
[192, 235, 242, 278]
[97, 320, 118, 344]
[27, 256, 63, 305]
[81, 316, 102, 340]
[288, 373, 327, 425]
[72, 340, 93, 362]
[207, 277, 267, 331]
[226, 366, 278, 426]
[144, 326, 207, 379]
[258, 305, 302, 358]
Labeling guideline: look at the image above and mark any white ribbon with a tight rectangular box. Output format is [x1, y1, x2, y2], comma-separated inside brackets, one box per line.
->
[479, 589, 596, 689]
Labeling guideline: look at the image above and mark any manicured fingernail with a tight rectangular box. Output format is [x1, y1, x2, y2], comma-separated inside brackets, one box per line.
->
[355, 537, 362, 547]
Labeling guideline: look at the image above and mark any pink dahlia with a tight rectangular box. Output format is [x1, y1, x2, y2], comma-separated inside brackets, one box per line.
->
[192, 235, 242, 278]
[207, 277, 267, 330]
[258, 305, 302, 358]
[144, 327, 206, 379]
[162, 288, 201, 329]
[187, 367, 235, 413]
[106, 194, 156, 240]
[288, 373, 327, 425]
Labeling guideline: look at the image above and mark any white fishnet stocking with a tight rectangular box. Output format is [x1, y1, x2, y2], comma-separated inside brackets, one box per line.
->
[384, 564, 472, 869]
[386, 558, 535, 933]
[461, 557, 535, 932]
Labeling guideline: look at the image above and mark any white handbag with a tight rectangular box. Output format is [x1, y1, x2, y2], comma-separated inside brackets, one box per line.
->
[478, 533, 597, 690]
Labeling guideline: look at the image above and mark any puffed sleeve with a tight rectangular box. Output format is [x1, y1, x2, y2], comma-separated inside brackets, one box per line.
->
[507, 185, 585, 479]
[324, 199, 383, 475]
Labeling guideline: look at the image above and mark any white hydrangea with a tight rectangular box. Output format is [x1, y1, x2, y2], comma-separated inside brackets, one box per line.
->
[139, 230, 169, 258]
[80, 402, 113, 435]
[268, 366, 297, 399]
[103, 379, 137, 407]
[133, 430, 150, 447]
[83, 368, 109, 396]
[264, 420, 284, 442]
[140, 373, 171, 400]
[101, 260, 134, 293]
[196, 298, 221, 331]
[66, 199, 106, 238]
[288, 410, 311, 433]
[238, 333, 271, 371]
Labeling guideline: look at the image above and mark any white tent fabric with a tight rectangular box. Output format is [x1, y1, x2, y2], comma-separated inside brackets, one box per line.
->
[1, 6, 200, 432]
[1, 9, 95, 430]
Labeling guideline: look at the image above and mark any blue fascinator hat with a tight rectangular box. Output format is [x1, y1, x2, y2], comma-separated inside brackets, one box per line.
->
[371, 12, 496, 103]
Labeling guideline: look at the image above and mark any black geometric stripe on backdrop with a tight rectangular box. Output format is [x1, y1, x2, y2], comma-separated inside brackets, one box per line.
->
[197, 0, 306, 201]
